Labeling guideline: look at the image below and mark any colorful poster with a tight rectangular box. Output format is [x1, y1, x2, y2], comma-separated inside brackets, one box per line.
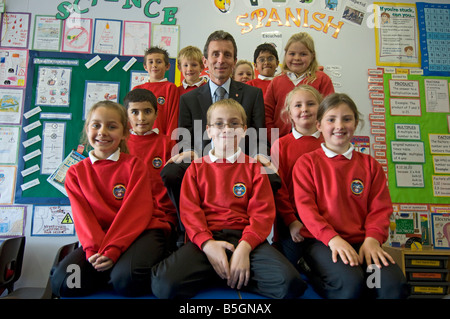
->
[62, 17, 92, 53]
[374, 3, 420, 67]
[0, 48, 28, 87]
[0, 12, 31, 48]
[0, 88, 24, 125]
[416, 2, 450, 76]
[93, 19, 122, 55]
[381, 72, 450, 204]
[36, 66, 72, 107]
[32, 15, 63, 51]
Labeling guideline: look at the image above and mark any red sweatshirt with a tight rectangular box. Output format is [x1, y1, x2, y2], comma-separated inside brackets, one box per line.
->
[177, 76, 208, 96]
[292, 147, 392, 246]
[65, 153, 170, 262]
[246, 78, 272, 96]
[264, 72, 334, 142]
[271, 132, 324, 227]
[180, 152, 275, 250]
[133, 81, 180, 137]
[127, 132, 178, 227]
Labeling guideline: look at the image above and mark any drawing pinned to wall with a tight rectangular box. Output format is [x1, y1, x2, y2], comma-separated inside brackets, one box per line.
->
[62, 17, 92, 53]
[93, 19, 122, 55]
[130, 70, 149, 90]
[323, 0, 340, 11]
[0, 12, 31, 49]
[0, 165, 16, 204]
[0, 205, 26, 238]
[151, 24, 179, 59]
[31, 205, 75, 236]
[122, 21, 151, 57]
[83, 80, 120, 120]
[0, 88, 24, 125]
[0, 125, 20, 165]
[0, 48, 28, 87]
[32, 15, 63, 52]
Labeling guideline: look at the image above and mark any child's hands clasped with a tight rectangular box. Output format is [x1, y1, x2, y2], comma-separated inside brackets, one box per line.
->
[88, 253, 114, 272]
[202, 239, 252, 290]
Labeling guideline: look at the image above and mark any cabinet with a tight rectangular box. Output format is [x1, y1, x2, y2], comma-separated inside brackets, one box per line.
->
[383, 246, 450, 298]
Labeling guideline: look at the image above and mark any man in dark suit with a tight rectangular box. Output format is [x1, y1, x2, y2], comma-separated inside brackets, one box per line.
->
[161, 30, 278, 243]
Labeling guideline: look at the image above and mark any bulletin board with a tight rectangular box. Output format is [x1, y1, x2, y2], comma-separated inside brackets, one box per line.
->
[383, 73, 450, 204]
[14, 50, 175, 204]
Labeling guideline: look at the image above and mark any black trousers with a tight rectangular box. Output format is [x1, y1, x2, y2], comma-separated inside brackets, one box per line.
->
[50, 229, 168, 297]
[295, 238, 409, 299]
[151, 229, 306, 299]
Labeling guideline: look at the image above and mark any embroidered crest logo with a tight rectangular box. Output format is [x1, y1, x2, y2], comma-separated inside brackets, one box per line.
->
[233, 182, 246, 198]
[152, 157, 163, 169]
[350, 179, 364, 195]
[113, 184, 126, 200]
[157, 96, 166, 105]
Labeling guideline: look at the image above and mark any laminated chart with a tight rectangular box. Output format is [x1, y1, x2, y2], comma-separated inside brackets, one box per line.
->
[417, 2, 450, 76]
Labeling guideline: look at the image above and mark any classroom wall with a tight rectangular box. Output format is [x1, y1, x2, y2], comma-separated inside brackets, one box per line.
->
[2, 0, 449, 290]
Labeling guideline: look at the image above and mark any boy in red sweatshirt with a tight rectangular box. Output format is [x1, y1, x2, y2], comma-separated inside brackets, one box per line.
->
[133, 47, 180, 137]
[124, 88, 179, 248]
[151, 99, 306, 299]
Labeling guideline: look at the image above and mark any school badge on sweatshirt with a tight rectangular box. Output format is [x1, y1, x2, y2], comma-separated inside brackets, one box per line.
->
[152, 157, 163, 169]
[350, 179, 364, 195]
[233, 182, 246, 198]
[113, 184, 126, 199]
[157, 96, 166, 105]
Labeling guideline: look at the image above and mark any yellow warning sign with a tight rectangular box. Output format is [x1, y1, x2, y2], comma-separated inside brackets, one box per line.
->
[61, 213, 73, 224]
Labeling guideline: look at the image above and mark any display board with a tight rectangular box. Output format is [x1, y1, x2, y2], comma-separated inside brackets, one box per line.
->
[14, 50, 175, 204]
[382, 73, 450, 204]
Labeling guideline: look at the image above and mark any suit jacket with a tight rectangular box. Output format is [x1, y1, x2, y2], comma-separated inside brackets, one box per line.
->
[178, 79, 268, 157]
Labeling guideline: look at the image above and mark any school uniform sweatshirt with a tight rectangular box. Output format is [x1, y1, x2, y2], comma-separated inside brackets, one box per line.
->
[264, 72, 334, 141]
[133, 81, 180, 137]
[180, 151, 275, 250]
[246, 77, 272, 96]
[271, 131, 324, 227]
[65, 153, 170, 263]
[292, 147, 392, 246]
[127, 131, 178, 227]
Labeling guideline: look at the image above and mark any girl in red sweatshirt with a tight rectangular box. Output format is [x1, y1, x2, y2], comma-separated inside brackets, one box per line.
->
[51, 101, 170, 297]
[264, 32, 334, 143]
[292, 93, 407, 299]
